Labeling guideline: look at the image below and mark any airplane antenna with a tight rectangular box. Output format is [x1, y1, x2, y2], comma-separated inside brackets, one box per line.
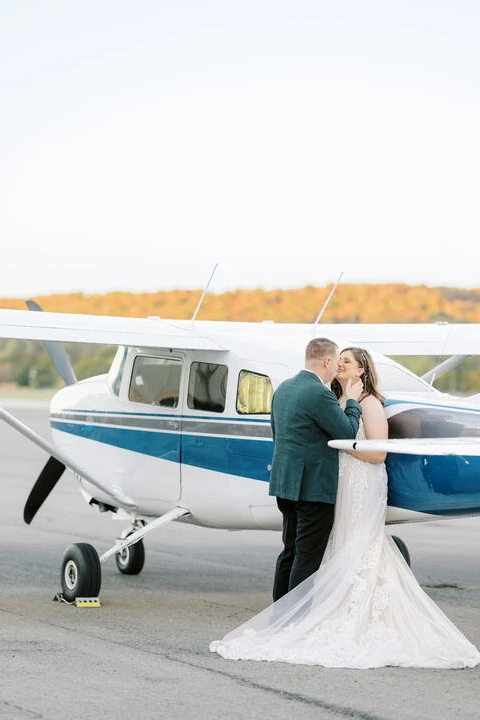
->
[314, 270, 344, 325]
[191, 262, 218, 321]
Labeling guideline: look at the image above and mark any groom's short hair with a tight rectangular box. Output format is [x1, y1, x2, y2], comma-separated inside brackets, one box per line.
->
[305, 337, 338, 363]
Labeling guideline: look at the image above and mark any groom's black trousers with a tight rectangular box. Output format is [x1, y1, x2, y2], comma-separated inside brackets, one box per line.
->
[273, 497, 335, 602]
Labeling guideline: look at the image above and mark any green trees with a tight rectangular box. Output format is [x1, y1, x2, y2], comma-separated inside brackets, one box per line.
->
[0, 340, 116, 388]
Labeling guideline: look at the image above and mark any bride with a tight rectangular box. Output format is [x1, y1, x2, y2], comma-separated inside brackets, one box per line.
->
[210, 347, 480, 669]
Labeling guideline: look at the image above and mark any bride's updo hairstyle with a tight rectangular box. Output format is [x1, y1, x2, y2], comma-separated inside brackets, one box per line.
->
[331, 346, 385, 405]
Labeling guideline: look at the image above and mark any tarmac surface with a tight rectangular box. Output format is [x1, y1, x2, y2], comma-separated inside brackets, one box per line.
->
[1, 406, 480, 720]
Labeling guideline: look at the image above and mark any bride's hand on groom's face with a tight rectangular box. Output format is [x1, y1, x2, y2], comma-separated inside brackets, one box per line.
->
[345, 378, 363, 401]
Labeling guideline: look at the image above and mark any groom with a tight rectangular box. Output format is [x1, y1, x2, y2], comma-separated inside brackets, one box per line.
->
[269, 337, 363, 601]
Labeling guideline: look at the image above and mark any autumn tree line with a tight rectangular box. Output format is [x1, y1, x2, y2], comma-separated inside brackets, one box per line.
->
[1, 283, 480, 393]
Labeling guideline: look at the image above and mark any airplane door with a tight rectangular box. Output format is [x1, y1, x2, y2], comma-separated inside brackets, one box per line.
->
[179, 357, 231, 517]
[123, 353, 183, 505]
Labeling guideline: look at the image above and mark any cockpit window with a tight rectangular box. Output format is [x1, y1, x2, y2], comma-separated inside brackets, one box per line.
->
[129, 356, 182, 408]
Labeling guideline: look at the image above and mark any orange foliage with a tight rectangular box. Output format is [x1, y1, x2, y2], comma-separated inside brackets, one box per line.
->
[2, 284, 480, 324]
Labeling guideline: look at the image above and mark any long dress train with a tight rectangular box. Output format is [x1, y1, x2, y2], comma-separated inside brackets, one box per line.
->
[209, 422, 480, 669]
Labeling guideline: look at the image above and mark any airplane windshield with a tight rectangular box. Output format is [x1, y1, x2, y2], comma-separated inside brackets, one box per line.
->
[376, 362, 438, 394]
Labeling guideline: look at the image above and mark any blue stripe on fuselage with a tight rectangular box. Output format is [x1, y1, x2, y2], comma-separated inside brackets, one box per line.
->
[50, 420, 272, 482]
[51, 401, 480, 515]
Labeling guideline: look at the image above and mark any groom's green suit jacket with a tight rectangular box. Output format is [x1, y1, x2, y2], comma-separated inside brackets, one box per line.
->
[269, 369, 362, 504]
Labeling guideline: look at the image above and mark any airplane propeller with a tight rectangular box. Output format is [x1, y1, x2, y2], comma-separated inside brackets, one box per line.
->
[21, 300, 77, 522]
[26, 299, 77, 386]
[23, 456, 66, 524]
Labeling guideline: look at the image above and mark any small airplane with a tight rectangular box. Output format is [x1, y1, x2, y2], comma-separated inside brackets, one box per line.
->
[1, 294, 480, 604]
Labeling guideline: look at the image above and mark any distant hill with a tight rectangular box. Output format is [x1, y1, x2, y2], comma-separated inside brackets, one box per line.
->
[2, 284, 480, 392]
[2, 283, 480, 323]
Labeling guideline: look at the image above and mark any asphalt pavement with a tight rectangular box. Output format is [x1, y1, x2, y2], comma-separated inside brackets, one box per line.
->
[1, 407, 479, 720]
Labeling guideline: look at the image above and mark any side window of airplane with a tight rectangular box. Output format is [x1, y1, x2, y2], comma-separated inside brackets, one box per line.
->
[129, 356, 182, 408]
[187, 362, 228, 412]
[107, 346, 128, 396]
[236, 370, 273, 415]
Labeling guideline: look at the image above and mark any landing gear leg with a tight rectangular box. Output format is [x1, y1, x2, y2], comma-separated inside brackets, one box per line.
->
[115, 526, 146, 575]
[55, 507, 190, 603]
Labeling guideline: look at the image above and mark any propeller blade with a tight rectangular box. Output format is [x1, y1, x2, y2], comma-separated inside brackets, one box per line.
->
[26, 300, 77, 385]
[23, 456, 66, 524]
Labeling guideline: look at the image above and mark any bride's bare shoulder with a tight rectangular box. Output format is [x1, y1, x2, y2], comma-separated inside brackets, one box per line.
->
[361, 395, 384, 413]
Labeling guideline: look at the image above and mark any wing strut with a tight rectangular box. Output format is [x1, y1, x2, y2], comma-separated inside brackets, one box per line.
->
[421, 355, 472, 385]
[0, 407, 137, 517]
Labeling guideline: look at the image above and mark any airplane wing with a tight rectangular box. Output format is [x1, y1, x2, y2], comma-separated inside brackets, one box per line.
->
[328, 437, 480, 456]
[0, 309, 226, 351]
[313, 322, 480, 356]
[0, 308, 480, 355]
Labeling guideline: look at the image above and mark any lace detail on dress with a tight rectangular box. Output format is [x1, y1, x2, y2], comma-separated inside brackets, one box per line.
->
[344, 451, 369, 522]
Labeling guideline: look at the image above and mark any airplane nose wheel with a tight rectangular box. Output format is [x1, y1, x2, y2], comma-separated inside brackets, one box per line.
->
[61, 543, 101, 602]
[115, 536, 145, 575]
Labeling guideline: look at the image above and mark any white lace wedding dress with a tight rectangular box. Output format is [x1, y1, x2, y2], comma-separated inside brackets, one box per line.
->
[210, 422, 480, 668]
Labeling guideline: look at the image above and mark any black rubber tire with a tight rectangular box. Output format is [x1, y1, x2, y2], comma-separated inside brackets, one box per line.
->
[61, 542, 102, 602]
[115, 537, 145, 575]
[391, 535, 411, 567]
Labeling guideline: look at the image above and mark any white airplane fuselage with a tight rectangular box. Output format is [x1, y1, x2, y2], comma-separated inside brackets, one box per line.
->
[48, 340, 480, 531]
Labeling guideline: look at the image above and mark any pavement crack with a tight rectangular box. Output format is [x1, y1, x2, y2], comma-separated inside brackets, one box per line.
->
[1, 701, 44, 719]
[423, 583, 480, 590]
[162, 652, 389, 720]
[0, 608, 383, 719]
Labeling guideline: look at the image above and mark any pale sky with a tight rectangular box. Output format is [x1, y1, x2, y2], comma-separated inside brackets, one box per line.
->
[2, 1, 480, 297]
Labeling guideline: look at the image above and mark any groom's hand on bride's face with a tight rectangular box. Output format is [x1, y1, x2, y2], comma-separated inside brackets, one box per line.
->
[345, 378, 363, 401]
